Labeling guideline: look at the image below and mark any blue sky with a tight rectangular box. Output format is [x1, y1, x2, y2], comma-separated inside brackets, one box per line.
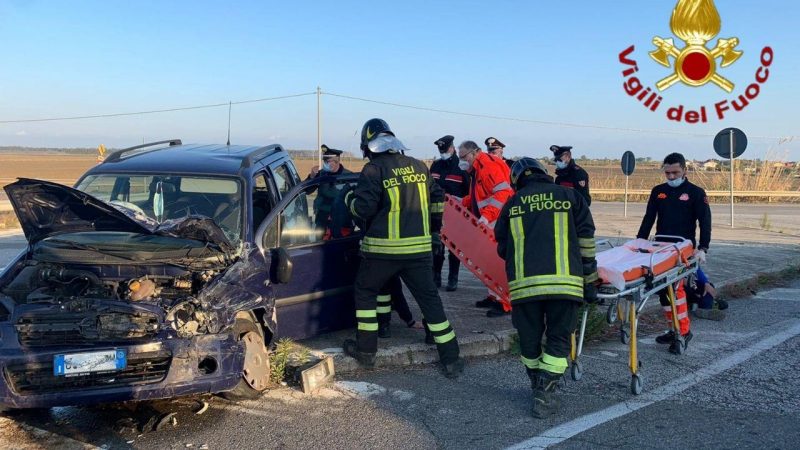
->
[0, 0, 797, 160]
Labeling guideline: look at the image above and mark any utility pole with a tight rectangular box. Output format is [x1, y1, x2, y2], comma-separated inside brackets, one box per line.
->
[729, 128, 735, 228]
[317, 86, 322, 168]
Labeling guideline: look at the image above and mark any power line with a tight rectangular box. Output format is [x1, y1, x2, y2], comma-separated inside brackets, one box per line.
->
[323, 91, 798, 141]
[0, 92, 316, 124]
[1, 88, 797, 143]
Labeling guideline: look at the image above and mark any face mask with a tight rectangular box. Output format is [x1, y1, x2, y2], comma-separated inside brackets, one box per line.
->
[438, 151, 451, 160]
[555, 160, 568, 170]
[458, 160, 470, 171]
[322, 162, 333, 172]
[667, 177, 685, 188]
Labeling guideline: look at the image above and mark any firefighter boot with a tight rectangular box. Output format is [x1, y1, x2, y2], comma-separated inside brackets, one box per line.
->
[526, 368, 541, 390]
[532, 371, 562, 419]
[669, 330, 693, 354]
[343, 339, 376, 368]
[378, 322, 391, 339]
[441, 358, 465, 379]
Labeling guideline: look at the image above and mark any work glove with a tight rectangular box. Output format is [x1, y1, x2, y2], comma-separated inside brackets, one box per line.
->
[478, 216, 495, 229]
[694, 249, 707, 264]
[431, 232, 444, 257]
[583, 282, 599, 304]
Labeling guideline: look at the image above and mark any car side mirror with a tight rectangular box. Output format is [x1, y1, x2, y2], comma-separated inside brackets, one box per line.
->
[270, 247, 293, 284]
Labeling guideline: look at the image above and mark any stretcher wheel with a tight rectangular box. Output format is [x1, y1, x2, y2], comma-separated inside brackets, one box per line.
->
[570, 361, 583, 381]
[631, 374, 643, 395]
[606, 303, 618, 324]
[620, 328, 630, 344]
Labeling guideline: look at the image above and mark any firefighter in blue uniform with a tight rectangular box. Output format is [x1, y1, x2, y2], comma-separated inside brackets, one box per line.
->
[495, 158, 599, 418]
[430, 135, 469, 291]
[343, 118, 464, 378]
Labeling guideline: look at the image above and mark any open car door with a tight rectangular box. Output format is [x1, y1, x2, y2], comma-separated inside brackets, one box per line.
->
[256, 173, 362, 339]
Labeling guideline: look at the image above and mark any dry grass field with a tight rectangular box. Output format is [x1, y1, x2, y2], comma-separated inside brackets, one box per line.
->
[0, 153, 796, 204]
[0, 154, 366, 190]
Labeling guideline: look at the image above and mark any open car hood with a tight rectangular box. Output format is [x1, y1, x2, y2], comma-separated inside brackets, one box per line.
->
[4, 178, 234, 253]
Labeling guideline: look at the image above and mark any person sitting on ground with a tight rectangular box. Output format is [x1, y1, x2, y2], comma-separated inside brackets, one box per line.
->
[686, 267, 728, 321]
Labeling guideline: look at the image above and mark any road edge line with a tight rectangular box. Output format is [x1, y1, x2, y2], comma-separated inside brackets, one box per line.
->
[505, 319, 800, 450]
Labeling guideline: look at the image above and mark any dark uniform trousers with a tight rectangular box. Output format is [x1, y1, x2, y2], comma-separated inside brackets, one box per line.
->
[355, 255, 459, 364]
[376, 275, 413, 325]
[512, 300, 578, 375]
[433, 250, 461, 284]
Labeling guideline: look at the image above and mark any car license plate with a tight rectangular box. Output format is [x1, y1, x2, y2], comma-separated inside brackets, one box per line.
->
[54, 349, 127, 376]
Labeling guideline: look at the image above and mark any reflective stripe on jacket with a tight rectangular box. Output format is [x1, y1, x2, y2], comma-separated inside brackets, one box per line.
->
[461, 152, 514, 224]
[430, 153, 469, 198]
[494, 175, 598, 303]
[348, 152, 444, 259]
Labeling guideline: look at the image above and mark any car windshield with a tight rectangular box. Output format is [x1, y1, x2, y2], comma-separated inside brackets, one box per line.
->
[76, 174, 243, 244]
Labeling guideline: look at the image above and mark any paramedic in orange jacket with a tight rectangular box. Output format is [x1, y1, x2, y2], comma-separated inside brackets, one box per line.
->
[457, 140, 515, 316]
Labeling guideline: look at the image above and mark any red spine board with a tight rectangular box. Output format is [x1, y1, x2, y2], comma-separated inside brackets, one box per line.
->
[440, 196, 511, 311]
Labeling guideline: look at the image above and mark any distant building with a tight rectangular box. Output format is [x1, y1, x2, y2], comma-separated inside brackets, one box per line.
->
[702, 160, 719, 171]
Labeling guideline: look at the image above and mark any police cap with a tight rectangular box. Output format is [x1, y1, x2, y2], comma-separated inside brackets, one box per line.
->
[434, 135, 455, 151]
[485, 137, 506, 150]
[550, 145, 573, 159]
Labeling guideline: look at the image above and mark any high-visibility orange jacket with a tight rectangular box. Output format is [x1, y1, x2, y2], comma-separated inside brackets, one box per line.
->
[462, 151, 514, 225]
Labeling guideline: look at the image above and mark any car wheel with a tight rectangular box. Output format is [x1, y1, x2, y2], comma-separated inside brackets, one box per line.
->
[221, 313, 271, 401]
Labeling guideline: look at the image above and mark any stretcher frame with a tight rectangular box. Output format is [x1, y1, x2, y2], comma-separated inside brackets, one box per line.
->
[569, 235, 698, 395]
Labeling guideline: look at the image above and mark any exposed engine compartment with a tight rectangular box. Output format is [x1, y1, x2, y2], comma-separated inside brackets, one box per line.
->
[0, 262, 224, 345]
[2, 263, 217, 304]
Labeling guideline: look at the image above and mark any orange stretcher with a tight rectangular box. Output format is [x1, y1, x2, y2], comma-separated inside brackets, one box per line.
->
[440, 195, 511, 312]
[441, 195, 699, 395]
[597, 238, 694, 291]
[594, 236, 699, 395]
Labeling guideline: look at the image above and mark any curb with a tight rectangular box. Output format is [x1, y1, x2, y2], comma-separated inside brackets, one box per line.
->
[317, 329, 518, 374]
[324, 258, 800, 374]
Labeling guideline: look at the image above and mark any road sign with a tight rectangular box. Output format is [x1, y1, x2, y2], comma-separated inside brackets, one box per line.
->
[621, 151, 636, 175]
[713, 128, 747, 228]
[713, 128, 747, 159]
[620, 151, 636, 217]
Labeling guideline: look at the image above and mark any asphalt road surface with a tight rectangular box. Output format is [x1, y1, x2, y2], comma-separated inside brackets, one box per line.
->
[1, 273, 798, 449]
[597, 201, 800, 236]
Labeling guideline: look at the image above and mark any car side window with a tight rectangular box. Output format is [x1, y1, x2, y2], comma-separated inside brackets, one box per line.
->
[279, 191, 320, 247]
[271, 164, 293, 199]
[252, 172, 272, 231]
[311, 179, 361, 240]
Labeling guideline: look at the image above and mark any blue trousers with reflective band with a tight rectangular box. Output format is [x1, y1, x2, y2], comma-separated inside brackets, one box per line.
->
[512, 300, 577, 376]
[354, 256, 459, 363]
[377, 275, 413, 325]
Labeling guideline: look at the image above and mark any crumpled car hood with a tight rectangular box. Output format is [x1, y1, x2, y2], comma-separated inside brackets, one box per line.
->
[4, 178, 233, 252]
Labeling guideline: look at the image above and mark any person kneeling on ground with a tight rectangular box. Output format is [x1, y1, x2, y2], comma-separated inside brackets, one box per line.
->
[686, 267, 728, 321]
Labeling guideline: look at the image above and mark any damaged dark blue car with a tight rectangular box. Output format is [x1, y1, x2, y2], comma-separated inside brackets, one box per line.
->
[0, 140, 362, 409]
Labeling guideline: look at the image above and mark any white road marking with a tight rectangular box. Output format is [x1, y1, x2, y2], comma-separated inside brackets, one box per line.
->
[506, 319, 800, 450]
[335, 381, 387, 398]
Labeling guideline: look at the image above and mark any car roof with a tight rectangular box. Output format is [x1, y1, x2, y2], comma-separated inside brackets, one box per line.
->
[84, 141, 287, 178]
